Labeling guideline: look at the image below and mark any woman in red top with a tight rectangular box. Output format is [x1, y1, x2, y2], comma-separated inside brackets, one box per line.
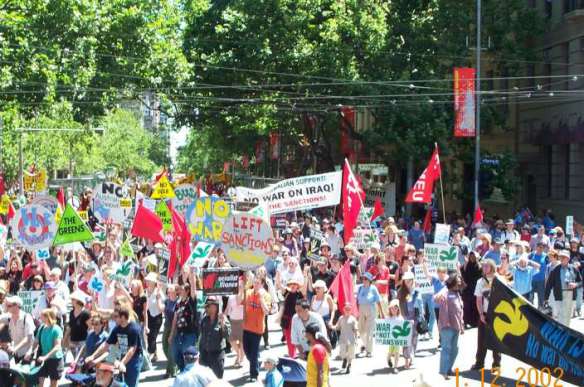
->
[368, 255, 390, 314]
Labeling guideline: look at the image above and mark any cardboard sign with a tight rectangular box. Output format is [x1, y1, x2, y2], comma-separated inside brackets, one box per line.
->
[221, 213, 275, 270]
[10, 204, 57, 249]
[36, 248, 50, 261]
[434, 223, 451, 245]
[172, 184, 207, 218]
[424, 243, 458, 270]
[566, 215, 574, 237]
[308, 229, 325, 261]
[414, 265, 436, 295]
[155, 200, 173, 232]
[31, 195, 59, 215]
[89, 276, 104, 292]
[23, 169, 47, 194]
[202, 268, 240, 296]
[93, 182, 132, 223]
[186, 197, 230, 243]
[248, 201, 270, 224]
[375, 319, 413, 347]
[235, 171, 342, 215]
[350, 228, 379, 250]
[151, 175, 175, 199]
[78, 210, 89, 222]
[189, 241, 214, 267]
[53, 204, 94, 245]
[18, 290, 44, 314]
[0, 194, 11, 215]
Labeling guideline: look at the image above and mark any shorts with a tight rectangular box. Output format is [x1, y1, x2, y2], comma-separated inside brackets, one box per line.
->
[38, 357, 64, 380]
[229, 319, 244, 342]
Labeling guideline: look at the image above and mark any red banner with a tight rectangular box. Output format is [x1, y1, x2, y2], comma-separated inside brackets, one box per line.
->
[454, 67, 476, 137]
[269, 132, 280, 160]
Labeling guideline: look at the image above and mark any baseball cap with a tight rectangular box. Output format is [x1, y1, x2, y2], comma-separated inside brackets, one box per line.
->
[184, 346, 199, 358]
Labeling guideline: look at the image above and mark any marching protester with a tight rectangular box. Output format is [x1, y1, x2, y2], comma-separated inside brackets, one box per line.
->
[544, 250, 582, 327]
[199, 298, 231, 378]
[28, 308, 65, 387]
[0, 295, 35, 363]
[396, 271, 424, 369]
[330, 302, 357, 374]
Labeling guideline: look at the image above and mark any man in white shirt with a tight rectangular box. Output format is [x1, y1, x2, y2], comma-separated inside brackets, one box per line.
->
[0, 296, 35, 362]
[290, 300, 327, 358]
[49, 268, 70, 303]
[501, 220, 520, 243]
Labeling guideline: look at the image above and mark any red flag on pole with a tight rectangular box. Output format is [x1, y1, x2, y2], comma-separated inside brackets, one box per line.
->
[6, 201, 15, 221]
[342, 159, 365, 243]
[405, 146, 441, 204]
[422, 207, 433, 233]
[370, 197, 385, 222]
[329, 260, 358, 317]
[130, 204, 165, 243]
[473, 203, 484, 225]
[167, 207, 191, 280]
[56, 187, 65, 209]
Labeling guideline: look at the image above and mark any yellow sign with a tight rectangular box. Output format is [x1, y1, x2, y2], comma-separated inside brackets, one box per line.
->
[119, 198, 132, 209]
[151, 175, 175, 199]
[78, 210, 89, 222]
[23, 170, 47, 193]
[55, 206, 63, 224]
[493, 297, 529, 341]
[0, 195, 11, 215]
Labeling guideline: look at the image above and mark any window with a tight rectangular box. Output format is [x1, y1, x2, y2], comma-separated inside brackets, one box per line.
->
[527, 64, 535, 88]
[545, 0, 553, 18]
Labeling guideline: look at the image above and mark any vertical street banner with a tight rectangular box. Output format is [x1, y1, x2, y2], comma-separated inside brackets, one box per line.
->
[423, 243, 458, 270]
[486, 277, 584, 385]
[375, 319, 413, 347]
[453, 67, 476, 137]
[202, 268, 241, 296]
[269, 132, 280, 160]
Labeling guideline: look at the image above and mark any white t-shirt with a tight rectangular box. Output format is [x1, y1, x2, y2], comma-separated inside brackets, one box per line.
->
[474, 277, 493, 313]
[0, 312, 35, 357]
[280, 268, 304, 286]
[225, 295, 244, 321]
[290, 311, 327, 352]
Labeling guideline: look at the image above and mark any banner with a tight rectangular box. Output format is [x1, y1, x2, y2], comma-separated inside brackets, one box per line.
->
[18, 290, 44, 314]
[433, 223, 451, 245]
[566, 215, 574, 237]
[10, 204, 57, 249]
[423, 243, 457, 270]
[93, 182, 132, 223]
[53, 204, 94, 245]
[31, 195, 59, 215]
[235, 171, 342, 215]
[0, 194, 11, 215]
[454, 67, 476, 137]
[23, 169, 47, 195]
[155, 200, 173, 232]
[36, 248, 50, 261]
[186, 197, 230, 243]
[375, 319, 413, 347]
[202, 268, 240, 296]
[486, 278, 584, 385]
[221, 213, 274, 270]
[414, 265, 435, 295]
[151, 175, 175, 199]
[350, 228, 379, 250]
[172, 184, 207, 218]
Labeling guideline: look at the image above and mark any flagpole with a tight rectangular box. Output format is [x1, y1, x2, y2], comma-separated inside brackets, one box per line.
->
[345, 158, 372, 232]
[435, 143, 446, 224]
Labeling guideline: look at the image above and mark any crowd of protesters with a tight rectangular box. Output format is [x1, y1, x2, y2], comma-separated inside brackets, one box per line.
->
[0, 184, 582, 387]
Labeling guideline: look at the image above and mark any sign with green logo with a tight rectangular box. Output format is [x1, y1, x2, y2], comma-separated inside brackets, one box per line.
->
[424, 243, 458, 270]
[155, 200, 173, 232]
[53, 204, 94, 245]
[375, 318, 413, 347]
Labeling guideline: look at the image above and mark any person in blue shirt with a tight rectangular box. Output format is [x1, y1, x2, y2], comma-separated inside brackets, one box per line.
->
[528, 242, 549, 308]
[407, 221, 426, 251]
[510, 255, 540, 299]
[172, 346, 216, 387]
[421, 265, 447, 340]
[262, 355, 283, 387]
[483, 239, 503, 265]
[356, 272, 385, 357]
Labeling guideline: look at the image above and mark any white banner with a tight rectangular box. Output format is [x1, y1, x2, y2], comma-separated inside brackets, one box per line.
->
[93, 182, 132, 223]
[375, 318, 413, 347]
[434, 223, 451, 245]
[350, 228, 379, 250]
[414, 265, 436, 295]
[424, 243, 458, 270]
[235, 171, 342, 215]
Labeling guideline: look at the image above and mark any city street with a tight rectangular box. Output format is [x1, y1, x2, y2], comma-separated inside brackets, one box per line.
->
[128, 315, 583, 387]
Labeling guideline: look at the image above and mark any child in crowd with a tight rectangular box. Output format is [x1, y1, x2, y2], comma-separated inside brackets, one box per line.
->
[262, 355, 283, 387]
[331, 302, 358, 373]
[386, 299, 404, 374]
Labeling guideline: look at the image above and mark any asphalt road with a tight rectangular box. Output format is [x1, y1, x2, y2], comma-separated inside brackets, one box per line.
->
[70, 314, 581, 387]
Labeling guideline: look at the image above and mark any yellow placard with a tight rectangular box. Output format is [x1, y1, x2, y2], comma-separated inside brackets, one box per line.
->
[119, 198, 132, 208]
[0, 195, 11, 215]
[151, 175, 175, 199]
[78, 210, 89, 222]
[23, 170, 47, 193]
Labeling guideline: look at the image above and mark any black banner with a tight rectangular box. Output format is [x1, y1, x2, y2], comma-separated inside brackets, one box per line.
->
[202, 268, 240, 296]
[486, 277, 584, 385]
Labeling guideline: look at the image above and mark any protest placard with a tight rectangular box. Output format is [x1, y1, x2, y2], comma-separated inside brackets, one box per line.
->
[414, 265, 436, 295]
[235, 171, 342, 215]
[155, 200, 173, 232]
[566, 215, 574, 237]
[10, 204, 57, 249]
[188, 241, 214, 267]
[172, 184, 207, 218]
[0, 194, 11, 215]
[434, 223, 451, 245]
[93, 182, 132, 223]
[350, 228, 379, 250]
[23, 169, 47, 195]
[424, 243, 458, 270]
[151, 175, 175, 199]
[53, 204, 94, 245]
[221, 213, 274, 270]
[36, 248, 50, 261]
[307, 229, 325, 261]
[202, 268, 241, 296]
[187, 197, 230, 243]
[78, 210, 89, 222]
[18, 290, 44, 314]
[31, 195, 59, 215]
[375, 319, 413, 347]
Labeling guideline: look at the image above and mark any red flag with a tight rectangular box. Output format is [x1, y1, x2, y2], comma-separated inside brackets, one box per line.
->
[130, 204, 164, 243]
[7, 201, 15, 221]
[405, 146, 441, 204]
[342, 159, 365, 243]
[329, 260, 358, 317]
[0, 174, 5, 197]
[473, 203, 484, 225]
[168, 207, 191, 279]
[370, 197, 384, 222]
[422, 207, 433, 233]
[56, 187, 65, 209]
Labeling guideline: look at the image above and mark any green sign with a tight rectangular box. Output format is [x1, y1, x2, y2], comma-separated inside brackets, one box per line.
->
[120, 238, 134, 258]
[375, 318, 413, 347]
[53, 204, 94, 245]
[423, 243, 458, 270]
[155, 200, 173, 232]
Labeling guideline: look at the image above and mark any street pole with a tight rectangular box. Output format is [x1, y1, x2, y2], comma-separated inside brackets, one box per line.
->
[474, 0, 481, 212]
[18, 131, 23, 196]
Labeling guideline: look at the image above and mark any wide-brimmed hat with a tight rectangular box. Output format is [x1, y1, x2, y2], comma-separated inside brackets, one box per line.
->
[559, 250, 571, 258]
[70, 290, 89, 305]
[144, 272, 158, 283]
[313, 280, 327, 290]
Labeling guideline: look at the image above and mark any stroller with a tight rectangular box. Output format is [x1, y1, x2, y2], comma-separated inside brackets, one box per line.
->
[277, 357, 307, 387]
[0, 363, 43, 387]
